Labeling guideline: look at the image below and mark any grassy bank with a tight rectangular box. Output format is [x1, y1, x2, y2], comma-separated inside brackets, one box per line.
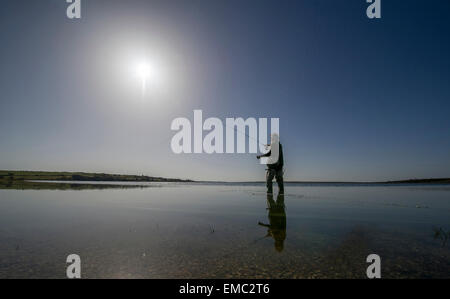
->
[0, 170, 192, 190]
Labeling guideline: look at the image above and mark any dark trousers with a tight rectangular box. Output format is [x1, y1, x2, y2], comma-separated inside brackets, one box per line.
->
[266, 168, 284, 194]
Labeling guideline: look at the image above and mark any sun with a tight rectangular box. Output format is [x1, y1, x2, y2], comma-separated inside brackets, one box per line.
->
[128, 55, 165, 98]
[134, 60, 156, 96]
[136, 61, 151, 80]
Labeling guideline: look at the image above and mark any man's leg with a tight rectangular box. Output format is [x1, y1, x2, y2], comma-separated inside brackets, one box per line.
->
[275, 168, 284, 194]
[267, 194, 275, 209]
[266, 169, 275, 194]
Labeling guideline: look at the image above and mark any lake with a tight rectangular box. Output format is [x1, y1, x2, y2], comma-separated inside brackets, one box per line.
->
[0, 183, 449, 278]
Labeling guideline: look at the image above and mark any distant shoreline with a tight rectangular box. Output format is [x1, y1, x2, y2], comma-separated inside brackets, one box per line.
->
[0, 170, 193, 183]
[203, 178, 450, 185]
[1, 170, 449, 186]
[0, 170, 192, 190]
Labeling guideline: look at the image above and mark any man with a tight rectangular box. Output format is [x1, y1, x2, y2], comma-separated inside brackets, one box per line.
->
[258, 194, 286, 252]
[257, 133, 284, 194]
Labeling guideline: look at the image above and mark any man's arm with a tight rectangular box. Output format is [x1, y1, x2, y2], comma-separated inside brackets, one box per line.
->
[258, 222, 270, 227]
[257, 150, 271, 159]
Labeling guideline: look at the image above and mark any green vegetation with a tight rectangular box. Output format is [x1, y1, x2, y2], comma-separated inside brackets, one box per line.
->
[0, 180, 149, 191]
[1, 170, 448, 190]
[0, 170, 192, 190]
[384, 178, 450, 184]
[284, 178, 450, 184]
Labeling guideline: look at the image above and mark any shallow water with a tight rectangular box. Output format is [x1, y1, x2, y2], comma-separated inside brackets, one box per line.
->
[0, 183, 449, 278]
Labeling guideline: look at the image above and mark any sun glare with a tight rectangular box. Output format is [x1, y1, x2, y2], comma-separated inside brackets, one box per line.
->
[126, 53, 166, 99]
[134, 60, 157, 97]
[136, 61, 151, 80]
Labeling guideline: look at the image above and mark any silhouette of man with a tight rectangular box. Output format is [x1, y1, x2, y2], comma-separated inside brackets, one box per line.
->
[258, 194, 286, 252]
[257, 133, 284, 194]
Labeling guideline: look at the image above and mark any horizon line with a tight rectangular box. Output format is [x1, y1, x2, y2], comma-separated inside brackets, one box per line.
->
[1, 169, 449, 184]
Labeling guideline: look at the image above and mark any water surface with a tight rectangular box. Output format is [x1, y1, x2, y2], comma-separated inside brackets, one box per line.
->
[0, 183, 449, 278]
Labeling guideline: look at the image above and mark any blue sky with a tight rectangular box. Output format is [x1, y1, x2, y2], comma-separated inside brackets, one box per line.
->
[0, 0, 449, 181]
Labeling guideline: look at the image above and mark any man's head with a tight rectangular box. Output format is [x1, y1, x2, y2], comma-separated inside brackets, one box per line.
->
[273, 231, 286, 252]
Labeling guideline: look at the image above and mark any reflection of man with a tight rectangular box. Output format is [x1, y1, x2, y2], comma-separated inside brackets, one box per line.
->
[258, 194, 286, 252]
[257, 133, 284, 195]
